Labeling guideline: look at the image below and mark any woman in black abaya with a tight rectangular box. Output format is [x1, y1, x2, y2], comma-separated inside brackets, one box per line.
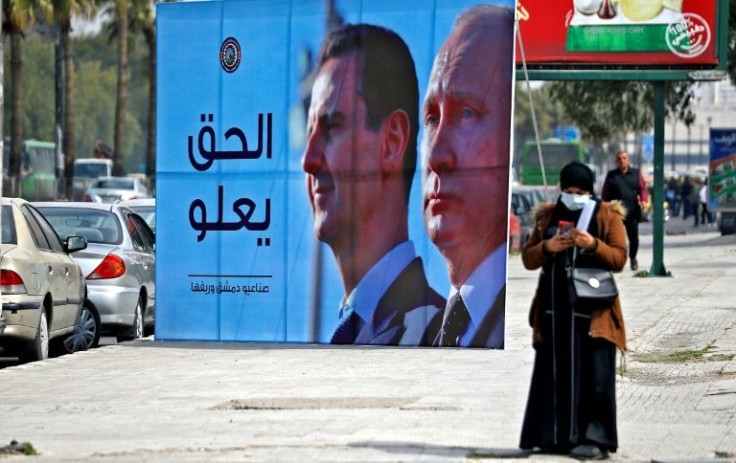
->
[519, 161, 627, 460]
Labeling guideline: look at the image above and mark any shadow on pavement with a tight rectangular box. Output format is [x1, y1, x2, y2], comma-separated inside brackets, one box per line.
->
[639, 232, 734, 250]
[348, 441, 531, 459]
[119, 338, 433, 352]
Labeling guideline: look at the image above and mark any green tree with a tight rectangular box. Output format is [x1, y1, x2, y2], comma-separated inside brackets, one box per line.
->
[548, 81, 695, 146]
[113, 0, 128, 176]
[49, 0, 96, 197]
[129, 0, 157, 178]
[73, 22, 147, 171]
[2, 0, 47, 189]
[3, 37, 55, 142]
[513, 83, 565, 172]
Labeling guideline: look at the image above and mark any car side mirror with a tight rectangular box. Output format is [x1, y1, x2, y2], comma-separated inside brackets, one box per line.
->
[66, 235, 88, 253]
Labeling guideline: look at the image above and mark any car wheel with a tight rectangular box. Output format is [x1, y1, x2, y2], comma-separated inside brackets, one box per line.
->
[19, 308, 49, 363]
[117, 298, 143, 343]
[62, 301, 101, 354]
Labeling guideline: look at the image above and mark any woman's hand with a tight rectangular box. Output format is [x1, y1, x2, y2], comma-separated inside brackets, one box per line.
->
[570, 228, 597, 251]
[544, 233, 574, 254]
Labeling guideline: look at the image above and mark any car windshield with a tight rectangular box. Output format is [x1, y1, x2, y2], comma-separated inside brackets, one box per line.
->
[93, 178, 134, 190]
[2, 205, 17, 245]
[36, 207, 122, 244]
[74, 163, 109, 178]
[130, 206, 155, 229]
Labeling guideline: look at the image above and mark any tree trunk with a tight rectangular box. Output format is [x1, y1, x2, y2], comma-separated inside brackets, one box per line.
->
[113, 0, 128, 176]
[61, 20, 75, 198]
[143, 23, 156, 184]
[9, 28, 23, 195]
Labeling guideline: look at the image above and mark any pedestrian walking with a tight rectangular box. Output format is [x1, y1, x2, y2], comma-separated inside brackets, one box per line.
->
[519, 161, 627, 461]
[601, 151, 648, 271]
[666, 177, 678, 217]
[700, 178, 713, 227]
[680, 176, 692, 219]
[691, 178, 702, 227]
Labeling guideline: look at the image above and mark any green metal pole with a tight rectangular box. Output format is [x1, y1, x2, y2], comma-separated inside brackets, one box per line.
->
[648, 81, 670, 277]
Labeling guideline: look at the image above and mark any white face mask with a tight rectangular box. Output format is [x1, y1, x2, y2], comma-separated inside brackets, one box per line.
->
[560, 192, 590, 211]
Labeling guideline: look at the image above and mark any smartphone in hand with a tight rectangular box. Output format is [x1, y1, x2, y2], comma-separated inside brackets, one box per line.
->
[557, 220, 573, 237]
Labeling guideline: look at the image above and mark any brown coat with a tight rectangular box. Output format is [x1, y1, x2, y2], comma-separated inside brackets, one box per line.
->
[521, 201, 628, 351]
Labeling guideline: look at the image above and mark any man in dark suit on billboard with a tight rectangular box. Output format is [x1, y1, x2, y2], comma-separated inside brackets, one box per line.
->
[302, 24, 444, 346]
[421, 5, 514, 348]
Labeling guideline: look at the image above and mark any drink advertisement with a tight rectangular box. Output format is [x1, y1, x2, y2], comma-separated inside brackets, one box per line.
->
[515, 0, 719, 65]
[709, 129, 736, 213]
[156, 0, 515, 348]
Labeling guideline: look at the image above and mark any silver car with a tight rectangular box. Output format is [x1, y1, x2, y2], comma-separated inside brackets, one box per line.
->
[35, 202, 156, 341]
[118, 198, 155, 234]
[84, 176, 150, 203]
[0, 198, 88, 362]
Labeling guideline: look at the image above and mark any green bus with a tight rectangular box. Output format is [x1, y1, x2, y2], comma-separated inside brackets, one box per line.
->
[3, 139, 59, 200]
[520, 139, 586, 186]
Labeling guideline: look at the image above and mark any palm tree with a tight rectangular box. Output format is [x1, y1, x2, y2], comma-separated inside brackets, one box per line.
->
[112, 0, 128, 176]
[130, 0, 156, 182]
[49, 0, 95, 197]
[2, 0, 45, 194]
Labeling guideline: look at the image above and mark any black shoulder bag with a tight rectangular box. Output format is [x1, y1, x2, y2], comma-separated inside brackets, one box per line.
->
[566, 247, 618, 311]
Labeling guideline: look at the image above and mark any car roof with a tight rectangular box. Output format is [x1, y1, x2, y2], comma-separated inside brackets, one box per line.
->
[1, 197, 29, 207]
[93, 176, 134, 182]
[32, 201, 117, 212]
[117, 198, 155, 207]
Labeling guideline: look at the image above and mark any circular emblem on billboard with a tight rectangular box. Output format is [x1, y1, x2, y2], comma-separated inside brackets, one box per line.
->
[665, 13, 711, 59]
[220, 37, 242, 73]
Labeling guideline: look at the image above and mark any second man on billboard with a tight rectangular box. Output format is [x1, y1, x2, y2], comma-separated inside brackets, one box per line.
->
[421, 5, 514, 349]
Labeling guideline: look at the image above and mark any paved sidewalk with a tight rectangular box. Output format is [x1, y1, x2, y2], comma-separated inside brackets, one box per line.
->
[1, 231, 735, 462]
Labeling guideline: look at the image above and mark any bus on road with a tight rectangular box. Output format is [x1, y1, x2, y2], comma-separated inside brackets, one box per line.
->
[3, 139, 59, 200]
[521, 139, 586, 186]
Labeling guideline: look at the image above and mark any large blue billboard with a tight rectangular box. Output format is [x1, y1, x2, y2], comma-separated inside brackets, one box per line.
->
[156, 0, 516, 347]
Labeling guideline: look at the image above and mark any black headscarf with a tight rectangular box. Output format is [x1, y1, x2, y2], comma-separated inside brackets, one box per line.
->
[560, 161, 595, 194]
[547, 160, 601, 241]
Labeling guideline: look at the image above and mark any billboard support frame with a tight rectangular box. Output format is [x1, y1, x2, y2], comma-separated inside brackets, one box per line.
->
[513, 0, 729, 278]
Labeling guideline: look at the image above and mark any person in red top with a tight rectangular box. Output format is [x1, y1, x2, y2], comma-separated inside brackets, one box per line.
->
[601, 151, 649, 271]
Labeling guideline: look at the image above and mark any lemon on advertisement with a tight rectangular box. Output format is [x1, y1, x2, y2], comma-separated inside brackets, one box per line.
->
[565, 0, 711, 56]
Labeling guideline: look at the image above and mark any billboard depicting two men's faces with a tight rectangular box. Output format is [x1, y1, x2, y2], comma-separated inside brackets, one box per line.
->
[156, 0, 515, 348]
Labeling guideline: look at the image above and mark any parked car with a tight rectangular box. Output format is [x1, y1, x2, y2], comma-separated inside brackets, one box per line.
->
[509, 212, 522, 253]
[72, 158, 113, 201]
[84, 176, 150, 203]
[514, 184, 556, 210]
[511, 191, 534, 250]
[34, 202, 156, 341]
[118, 198, 155, 234]
[0, 198, 88, 362]
[62, 298, 102, 353]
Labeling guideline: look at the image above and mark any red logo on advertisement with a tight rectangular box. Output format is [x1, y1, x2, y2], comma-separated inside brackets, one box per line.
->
[666, 13, 710, 59]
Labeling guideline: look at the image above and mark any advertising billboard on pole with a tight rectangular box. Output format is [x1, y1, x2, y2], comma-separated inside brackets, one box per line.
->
[709, 129, 736, 234]
[156, 0, 516, 348]
[514, 0, 728, 80]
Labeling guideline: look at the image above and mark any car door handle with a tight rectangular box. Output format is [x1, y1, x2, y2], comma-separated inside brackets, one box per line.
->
[48, 265, 53, 274]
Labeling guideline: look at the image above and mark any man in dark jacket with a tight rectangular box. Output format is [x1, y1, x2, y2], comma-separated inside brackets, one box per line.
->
[602, 151, 649, 271]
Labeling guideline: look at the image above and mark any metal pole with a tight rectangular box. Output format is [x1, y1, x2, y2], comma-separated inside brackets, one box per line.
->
[308, 241, 323, 343]
[648, 81, 670, 277]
